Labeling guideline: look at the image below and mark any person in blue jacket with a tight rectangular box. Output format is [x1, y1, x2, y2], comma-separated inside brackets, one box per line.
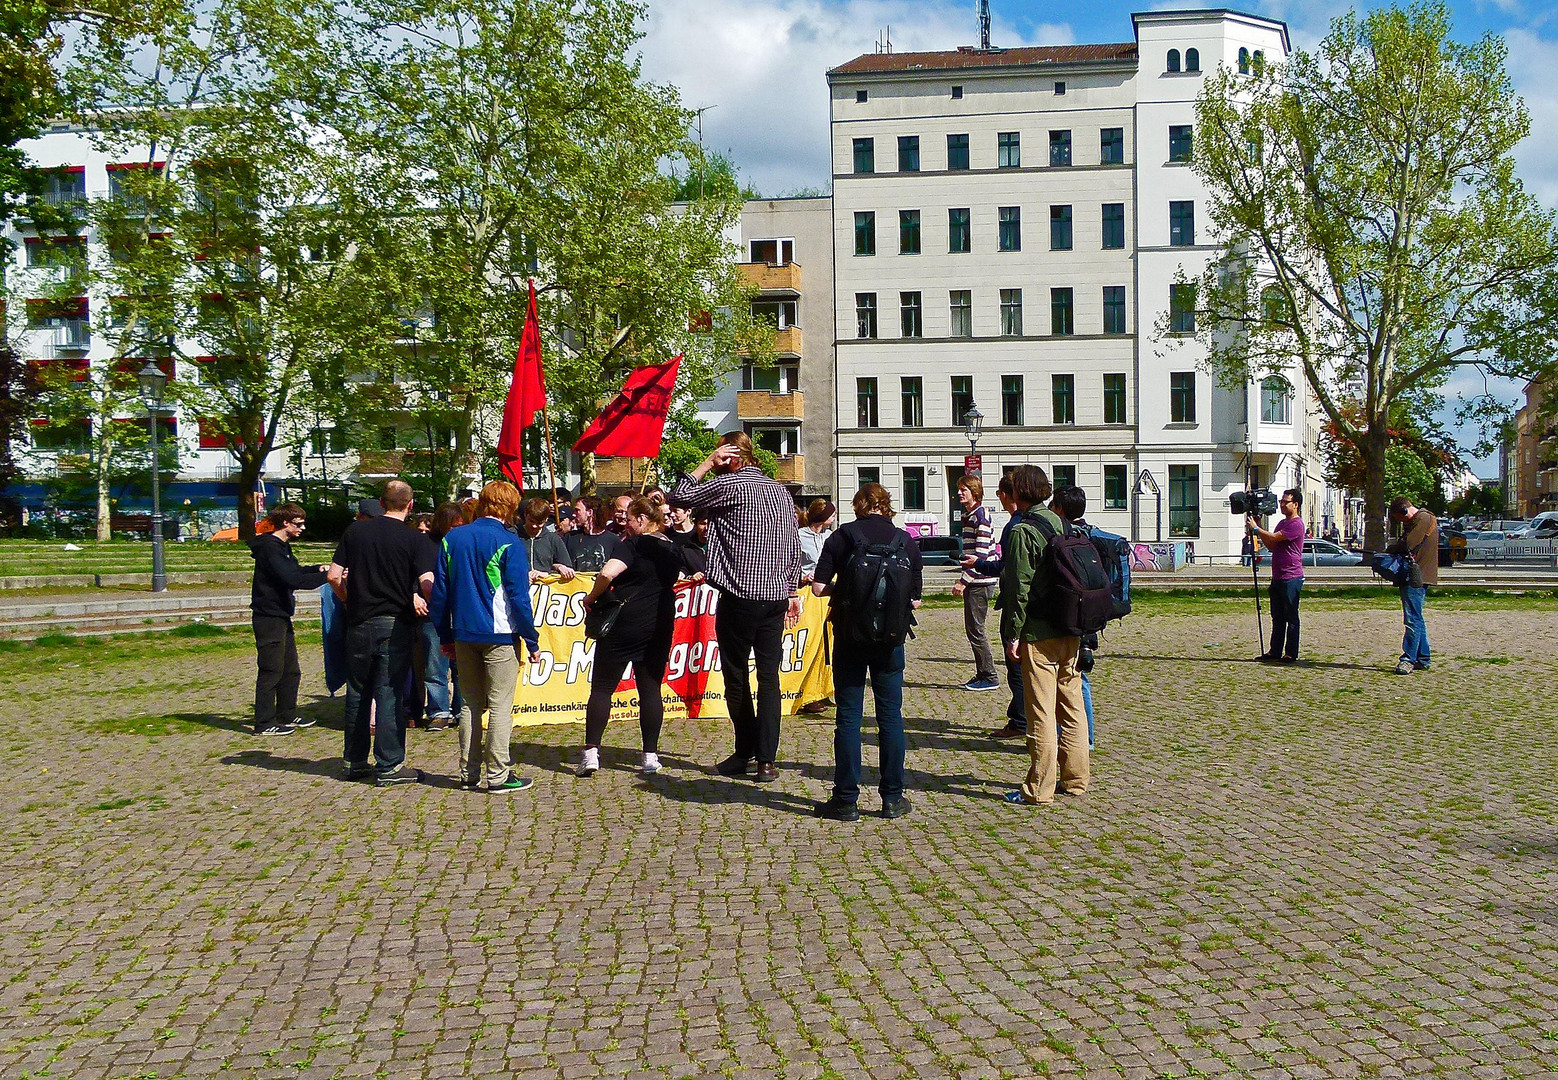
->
[429, 480, 542, 793]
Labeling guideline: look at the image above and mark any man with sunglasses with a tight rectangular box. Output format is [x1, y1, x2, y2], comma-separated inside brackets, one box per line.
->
[250, 502, 331, 735]
[1247, 488, 1307, 664]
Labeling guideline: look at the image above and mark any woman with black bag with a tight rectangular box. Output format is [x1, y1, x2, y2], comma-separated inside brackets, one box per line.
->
[578, 497, 705, 776]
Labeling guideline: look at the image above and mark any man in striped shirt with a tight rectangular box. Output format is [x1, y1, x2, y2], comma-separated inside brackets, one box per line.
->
[952, 475, 1000, 691]
[671, 431, 803, 783]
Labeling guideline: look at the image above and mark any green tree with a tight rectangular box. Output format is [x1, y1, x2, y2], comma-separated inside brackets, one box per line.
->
[1384, 445, 1436, 508]
[297, 0, 764, 500]
[669, 150, 761, 202]
[1183, 2, 1558, 549]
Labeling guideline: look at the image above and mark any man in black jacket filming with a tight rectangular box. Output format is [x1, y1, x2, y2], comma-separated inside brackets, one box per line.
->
[250, 502, 330, 735]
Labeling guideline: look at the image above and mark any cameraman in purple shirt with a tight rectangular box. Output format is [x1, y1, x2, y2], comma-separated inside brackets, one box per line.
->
[1248, 488, 1307, 664]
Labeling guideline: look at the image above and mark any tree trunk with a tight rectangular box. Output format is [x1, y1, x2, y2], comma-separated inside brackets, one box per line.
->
[580, 451, 596, 497]
[95, 447, 111, 542]
[237, 449, 262, 542]
[447, 407, 474, 503]
[1362, 425, 1390, 551]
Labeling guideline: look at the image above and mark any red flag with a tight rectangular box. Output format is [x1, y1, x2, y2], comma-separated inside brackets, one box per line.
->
[496, 280, 546, 486]
[573, 356, 682, 459]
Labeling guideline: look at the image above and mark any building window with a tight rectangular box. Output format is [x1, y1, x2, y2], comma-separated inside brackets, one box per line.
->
[1000, 289, 1023, 336]
[1052, 465, 1076, 489]
[1051, 288, 1074, 336]
[1001, 375, 1024, 426]
[1054, 80, 1066, 96]
[855, 293, 878, 339]
[903, 467, 926, 511]
[998, 206, 1021, 251]
[751, 426, 799, 456]
[900, 291, 923, 338]
[1103, 373, 1127, 424]
[744, 363, 797, 392]
[1169, 465, 1200, 536]
[1050, 204, 1072, 250]
[1052, 374, 1075, 425]
[898, 135, 920, 172]
[1102, 287, 1126, 335]
[853, 137, 874, 173]
[951, 85, 964, 99]
[901, 377, 924, 427]
[857, 378, 879, 427]
[858, 466, 881, 487]
[1101, 127, 1124, 165]
[899, 209, 921, 254]
[949, 290, 972, 337]
[856, 89, 868, 103]
[1169, 283, 1197, 334]
[1168, 125, 1193, 163]
[854, 211, 876, 256]
[1170, 372, 1197, 423]
[951, 376, 974, 426]
[947, 133, 969, 170]
[1239, 48, 1251, 75]
[1049, 129, 1072, 167]
[948, 207, 971, 252]
[1101, 203, 1125, 249]
[1186, 48, 1200, 72]
[1167, 49, 1181, 73]
[1169, 200, 1195, 246]
[1260, 376, 1292, 424]
[998, 131, 1020, 168]
[1104, 465, 1128, 509]
[1253, 50, 1265, 73]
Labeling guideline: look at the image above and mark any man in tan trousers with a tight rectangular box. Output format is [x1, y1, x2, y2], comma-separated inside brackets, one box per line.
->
[998, 464, 1090, 805]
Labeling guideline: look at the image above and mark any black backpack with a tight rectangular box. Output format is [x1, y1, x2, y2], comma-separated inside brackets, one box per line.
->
[1026, 512, 1117, 636]
[837, 522, 917, 648]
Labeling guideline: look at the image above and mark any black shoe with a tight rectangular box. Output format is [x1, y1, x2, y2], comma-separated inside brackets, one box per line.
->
[753, 762, 779, 783]
[1279, 655, 1298, 665]
[715, 753, 756, 777]
[813, 798, 860, 822]
[255, 723, 296, 736]
[375, 766, 422, 787]
[290, 716, 318, 729]
[881, 795, 913, 820]
[342, 762, 374, 782]
[1258, 653, 1281, 664]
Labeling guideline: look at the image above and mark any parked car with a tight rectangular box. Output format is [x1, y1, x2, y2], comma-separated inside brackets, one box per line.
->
[1483, 519, 1529, 535]
[1517, 511, 1558, 539]
[1255, 538, 1364, 567]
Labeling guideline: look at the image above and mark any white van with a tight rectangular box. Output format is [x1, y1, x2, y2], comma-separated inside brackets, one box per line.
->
[1523, 511, 1558, 538]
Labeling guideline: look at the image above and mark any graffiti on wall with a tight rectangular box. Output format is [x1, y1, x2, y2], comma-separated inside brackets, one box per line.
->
[1130, 541, 1186, 572]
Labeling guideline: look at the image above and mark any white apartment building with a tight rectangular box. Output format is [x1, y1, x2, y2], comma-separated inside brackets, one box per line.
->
[828, 9, 1318, 556]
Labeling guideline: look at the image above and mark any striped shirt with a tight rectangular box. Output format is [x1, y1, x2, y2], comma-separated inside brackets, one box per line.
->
[959, 505, 998, 587]
[670, 466, 803, 602]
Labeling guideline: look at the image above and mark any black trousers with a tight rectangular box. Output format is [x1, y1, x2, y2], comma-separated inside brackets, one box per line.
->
[715, 592, 788, 764]
[253, 613, 301, 732]
[585, 637, 670, 753]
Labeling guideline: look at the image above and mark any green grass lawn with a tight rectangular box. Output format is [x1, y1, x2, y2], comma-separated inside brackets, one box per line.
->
[0, 539, 336, 577]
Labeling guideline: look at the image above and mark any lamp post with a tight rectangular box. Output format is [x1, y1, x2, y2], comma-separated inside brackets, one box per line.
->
[136, 360, 169, 592]
[962, 403, 984, 459]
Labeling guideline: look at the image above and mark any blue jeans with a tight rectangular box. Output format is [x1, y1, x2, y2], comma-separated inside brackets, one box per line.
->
[1269, 576, 1303, 658]
[415, 619, 457, 719]
[831, 640, 906, 805]
[1062, 673, 1096, 748]
[1400, 585, 1430, 667]
[344, 615, 417, 774]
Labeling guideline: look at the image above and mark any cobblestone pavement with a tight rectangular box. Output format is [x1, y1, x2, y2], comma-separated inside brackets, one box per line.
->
[3, 598, 1557, 1079]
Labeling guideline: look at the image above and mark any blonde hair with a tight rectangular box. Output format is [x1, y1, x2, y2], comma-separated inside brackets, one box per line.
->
[718, 430, 757, 468]
[475, 480, 521, 524]
[852, 482, 895, 520]
[957, 475, 984, 502]
[627, 497, 665, 530]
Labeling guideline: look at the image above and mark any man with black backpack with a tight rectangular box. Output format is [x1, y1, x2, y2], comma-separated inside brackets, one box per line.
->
[1000, 465, 1109, 805]
[809, 483, 922, 822]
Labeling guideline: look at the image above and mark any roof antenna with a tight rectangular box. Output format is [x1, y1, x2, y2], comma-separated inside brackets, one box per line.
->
[875, 24, 892, 54]
[978, 0, 992, 50]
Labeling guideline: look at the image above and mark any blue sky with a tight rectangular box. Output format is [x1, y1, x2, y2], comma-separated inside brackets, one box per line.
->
[638, 1, 1558, 474]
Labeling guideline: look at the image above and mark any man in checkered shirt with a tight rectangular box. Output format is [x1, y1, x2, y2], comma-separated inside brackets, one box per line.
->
[671, 431, 803, 783]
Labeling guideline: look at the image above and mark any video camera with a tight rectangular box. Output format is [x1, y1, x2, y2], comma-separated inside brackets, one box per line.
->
[1229, 489, 1279, 517]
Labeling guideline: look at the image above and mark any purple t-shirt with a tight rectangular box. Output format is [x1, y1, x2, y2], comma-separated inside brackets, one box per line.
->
[1269, 515, 1307, 580]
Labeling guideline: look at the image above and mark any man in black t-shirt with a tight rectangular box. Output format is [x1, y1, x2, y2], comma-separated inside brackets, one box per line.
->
[564, 495, 623, 573]
[329, 479, 436, 785]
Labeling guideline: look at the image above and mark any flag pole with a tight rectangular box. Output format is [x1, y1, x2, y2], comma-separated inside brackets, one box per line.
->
[540, 406, 561, 527]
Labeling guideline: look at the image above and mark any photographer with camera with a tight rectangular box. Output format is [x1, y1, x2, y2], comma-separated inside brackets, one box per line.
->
[1246, 488, 1306, 664]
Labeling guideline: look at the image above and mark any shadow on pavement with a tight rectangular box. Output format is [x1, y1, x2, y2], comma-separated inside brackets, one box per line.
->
[651, 772, 818, 815]
[219, 748, 343, 779]
[1108, 652, 1379, 672]
[164, 712, 251, 734]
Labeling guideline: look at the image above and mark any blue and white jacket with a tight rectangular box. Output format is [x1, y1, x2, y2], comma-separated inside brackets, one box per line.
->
[429, 517, 540, 652]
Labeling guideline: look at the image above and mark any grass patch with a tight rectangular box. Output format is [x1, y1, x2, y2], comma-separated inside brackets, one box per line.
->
[169, 622, 228, 638]
[33, 632, 80, 647]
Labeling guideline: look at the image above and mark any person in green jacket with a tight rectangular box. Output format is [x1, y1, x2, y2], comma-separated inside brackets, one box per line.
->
[998, 464, 1090, 806]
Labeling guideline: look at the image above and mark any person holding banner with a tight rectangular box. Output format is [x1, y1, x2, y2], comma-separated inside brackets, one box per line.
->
[577, 498, 707, 777]
[671, 432, 804, 783]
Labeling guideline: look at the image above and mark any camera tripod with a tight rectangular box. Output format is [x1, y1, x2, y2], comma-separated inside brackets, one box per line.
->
[1248, 526, 1266, 657]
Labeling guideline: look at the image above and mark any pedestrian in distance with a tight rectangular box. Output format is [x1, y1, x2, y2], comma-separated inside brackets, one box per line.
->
[518, 497, 576, 581]
[329, 480, 436, 786]
[429, 480, 543, 793]
[577, 497, 706, 777]
[999, 465, 1089, 806]
[809, 483, 921, 821]
[671, 431, 804, 783]
[1386, 496, 1438, 675]
[961, 474, 1027, 738]
[249, 502, 330, 736]
[952, 475, 1000, 692]
[1247, 488, 1306, 664]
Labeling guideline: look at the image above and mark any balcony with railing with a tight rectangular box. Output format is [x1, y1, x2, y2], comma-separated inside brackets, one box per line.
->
[738, 261, 802, 295]
[772, 455, 805, 484]
[51, 321, 91, 355]
[737, 389, 805, 421]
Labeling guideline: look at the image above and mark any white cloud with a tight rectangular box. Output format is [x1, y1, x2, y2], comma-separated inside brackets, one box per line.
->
[636, 0, 1071, 195]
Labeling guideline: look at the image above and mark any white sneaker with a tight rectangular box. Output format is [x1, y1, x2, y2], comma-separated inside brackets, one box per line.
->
[640, 752, 662, 775]
[575, 747, 600, 777]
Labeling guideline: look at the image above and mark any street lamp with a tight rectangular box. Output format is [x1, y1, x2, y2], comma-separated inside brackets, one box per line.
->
[962, 403, 984, 456]
[136, 360, 169, 593]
